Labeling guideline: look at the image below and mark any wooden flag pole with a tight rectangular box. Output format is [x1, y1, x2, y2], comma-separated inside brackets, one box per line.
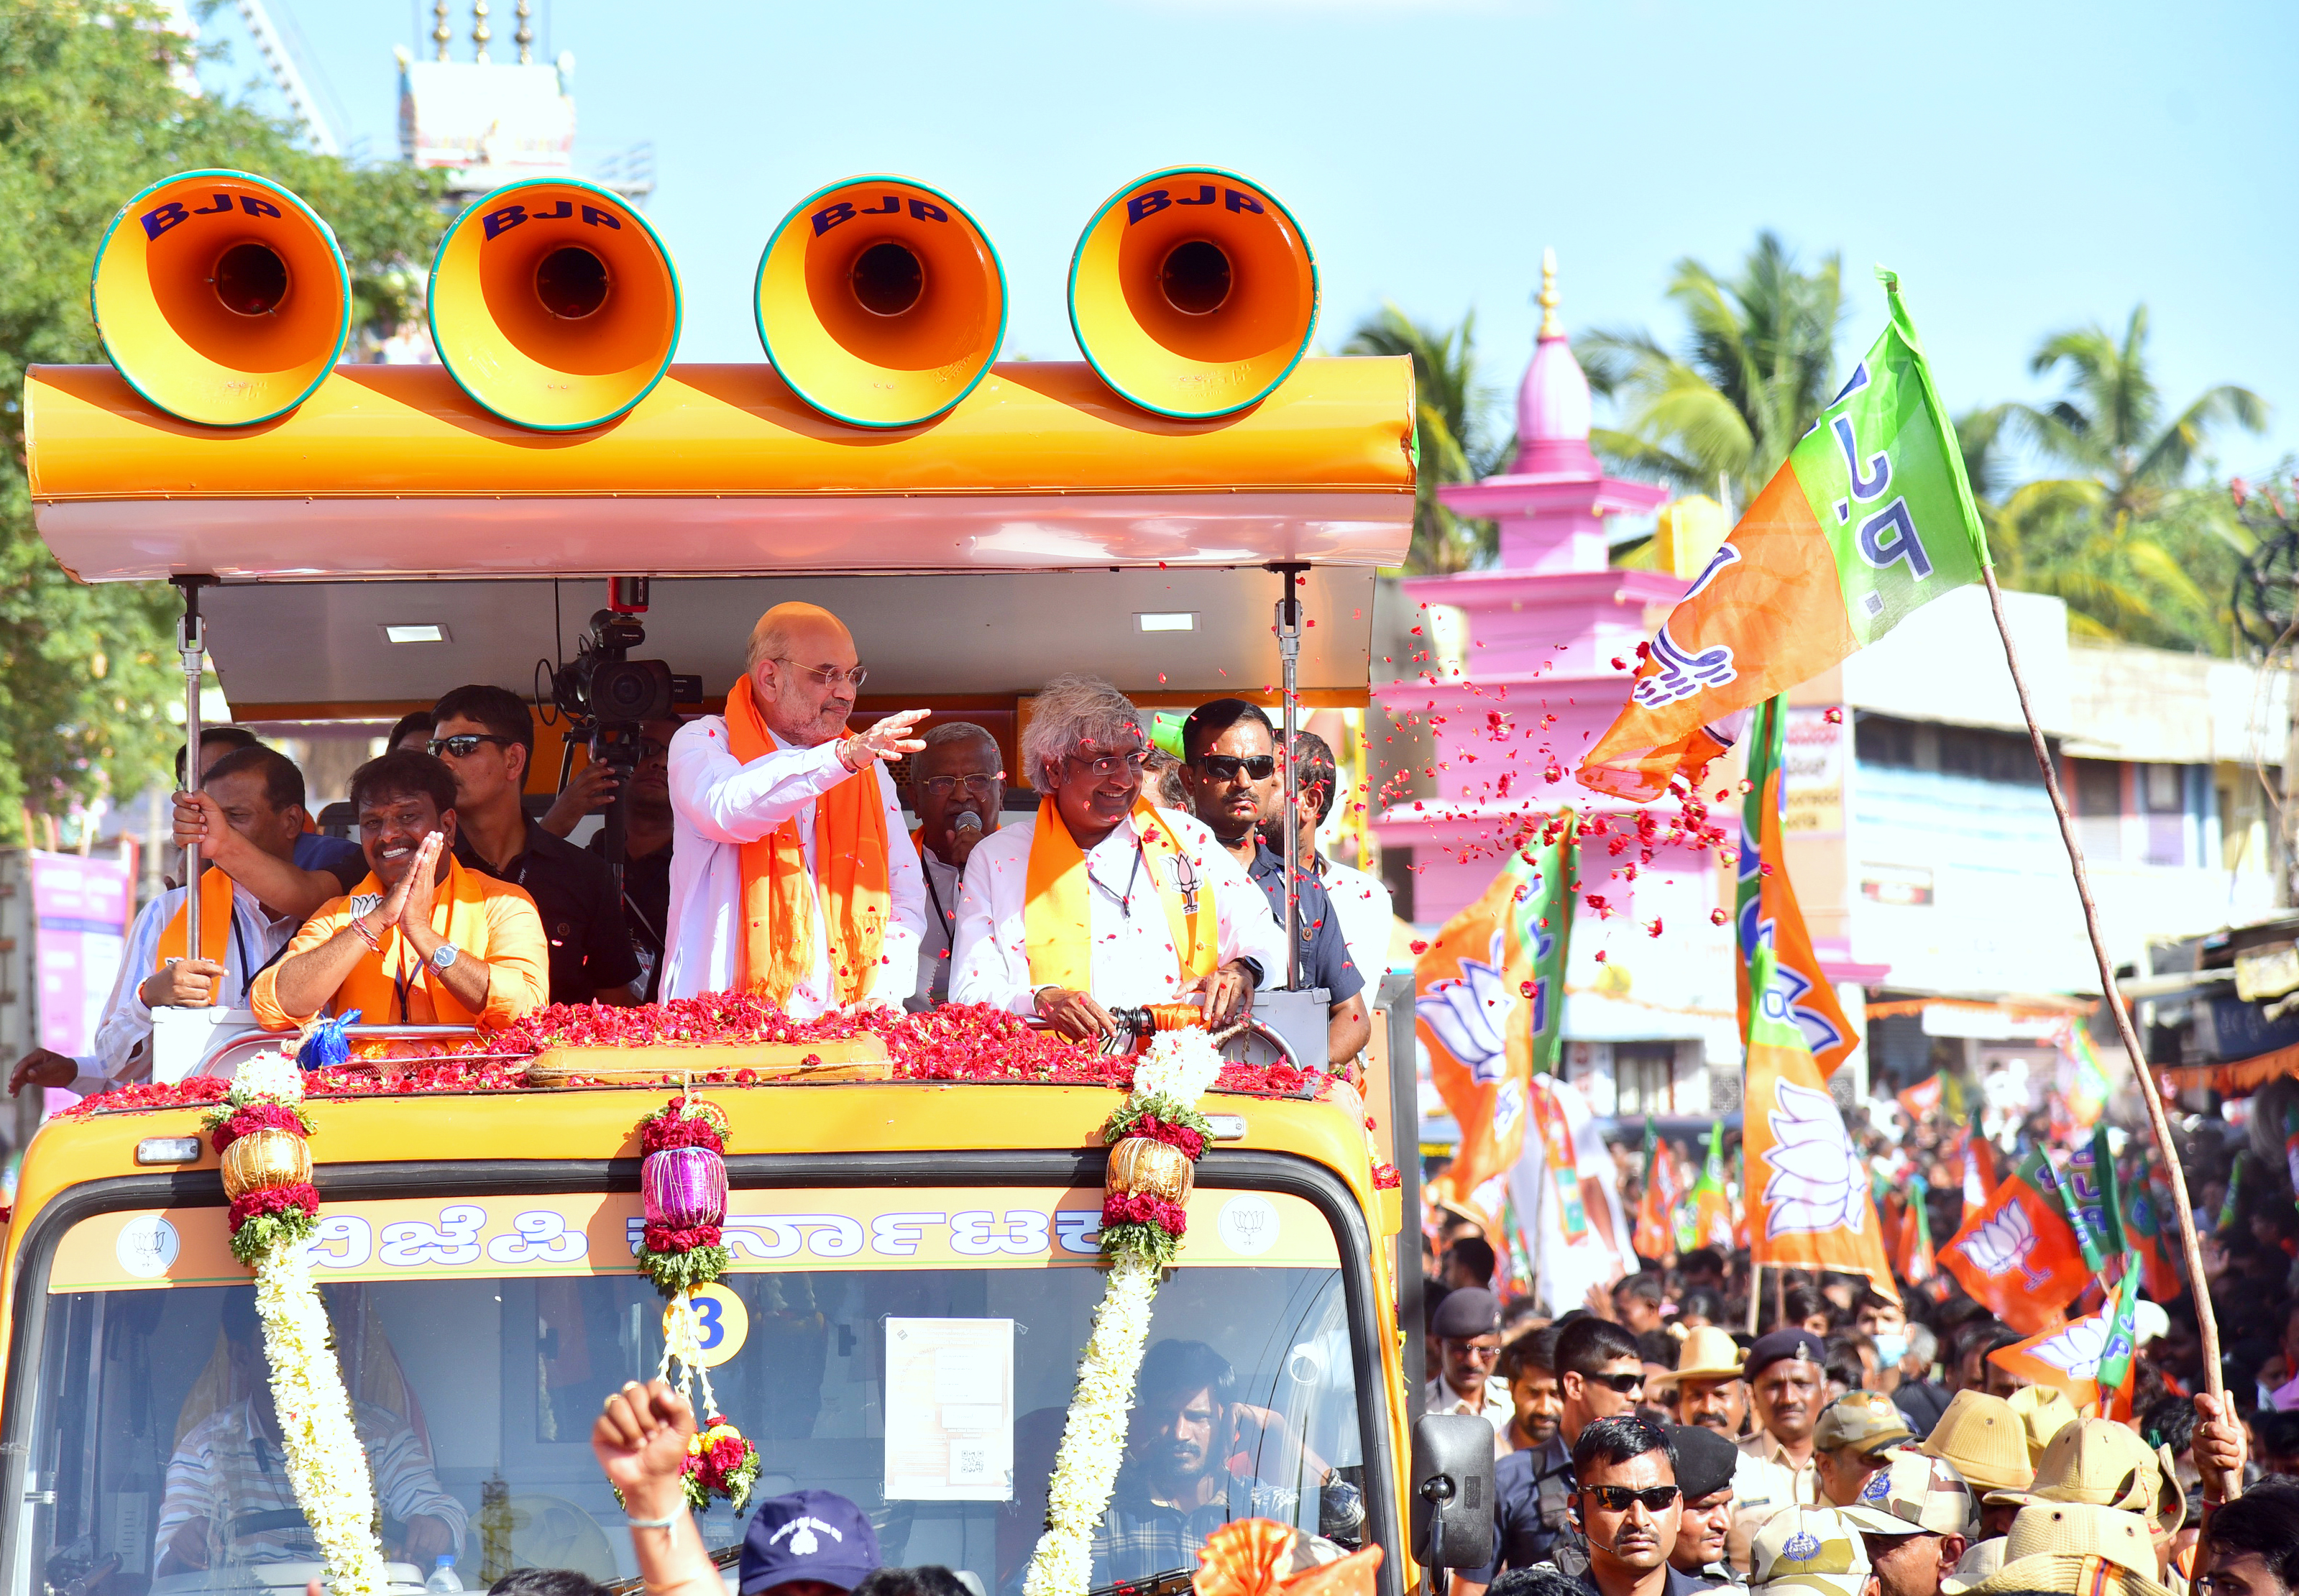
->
[1980, 566, 2222, 1399]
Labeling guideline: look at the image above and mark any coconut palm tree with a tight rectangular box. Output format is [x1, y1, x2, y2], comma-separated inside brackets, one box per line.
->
[1344, 303, 1508, 574]
[1992, 307, 2268, 652]
[1577, 232, 1845, 508]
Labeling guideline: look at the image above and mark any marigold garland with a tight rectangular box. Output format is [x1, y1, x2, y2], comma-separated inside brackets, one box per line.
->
[208, 1052, 387, 1595]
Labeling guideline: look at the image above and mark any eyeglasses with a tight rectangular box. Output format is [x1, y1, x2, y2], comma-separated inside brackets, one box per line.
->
[921, 774, 1004, 799]
[1582, 1485, 1680, 1513]
[428, 734, 516, 759]
[1065, 750, 1146, 780]
[1450, 1344, 1502, 1365]
[1194, 753, 1277, 782]
[775, 658, 868, 689]
[1586, 1372, 1646, 1395]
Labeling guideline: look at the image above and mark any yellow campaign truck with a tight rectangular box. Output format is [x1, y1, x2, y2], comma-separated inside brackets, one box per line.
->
[4, 165, 1492, 1596]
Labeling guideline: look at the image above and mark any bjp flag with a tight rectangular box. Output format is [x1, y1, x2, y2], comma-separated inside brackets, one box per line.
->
[1897, 1175, 1937, 1287]
[1677, 1122, 1736, 1254]
[1896, 1073, 1944, 1125]
[1634, 1119, 1688, 1262]
[1742, 889, 1896, 1297]
[2122, 1165, 2184, 1302]
[1735, 697, 1860, 1077]
[1986, 1262, 2141, 1416]
[1962, 1127, 2001, 1214]
[1418, 811, 1577, 1215]
[1942, 1150, 2089, 1334]
[1579, 278, 1991, 801]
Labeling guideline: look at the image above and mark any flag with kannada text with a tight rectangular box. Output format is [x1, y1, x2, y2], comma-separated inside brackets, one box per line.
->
[1942, 1149, 2088, 1334]
[1418, 812, 1577, 1218]
[1735, 696, 1860, 1076]
[1898, 1174, 1937, 1285]
[1678, 1121, 1737, 1254]
[1635, 1119, 1689, 1261]
[1579, 277, 1991, 802]
[1987, 1260, 2142, 1416]
[1742, 902, 1897, 1295]
[2063, 1124, 2124, 1272]
[2123, 1164, 2184, 1302]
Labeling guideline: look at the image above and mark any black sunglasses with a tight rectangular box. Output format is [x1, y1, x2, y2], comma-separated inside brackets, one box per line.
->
[1585, 1372, 1645, 1394]
[428, 734, 517, 758]
[1195, 753, 1277, 781]
[1583, 1485, 1679, 1513]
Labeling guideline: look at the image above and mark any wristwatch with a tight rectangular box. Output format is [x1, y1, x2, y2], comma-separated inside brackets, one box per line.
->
[430, 942, 461, 973]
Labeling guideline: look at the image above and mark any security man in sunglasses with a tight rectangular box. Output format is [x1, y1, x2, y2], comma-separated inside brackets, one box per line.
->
[431, 685, 641, 1006]
[1178, 699, 1370, 1067]
[1458, 1317, 1653, 1596]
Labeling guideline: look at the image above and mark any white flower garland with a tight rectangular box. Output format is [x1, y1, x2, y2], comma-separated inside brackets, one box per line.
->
[257, 1245, 387, 1595]
[231, 1050, 388, 1596]
[1022, 1029, 1224, 1596]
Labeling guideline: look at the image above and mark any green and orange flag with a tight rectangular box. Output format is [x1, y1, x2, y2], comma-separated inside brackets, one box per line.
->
[1580, 275, 1991, 801]
[1941, 1149, 2089, 1335]
[1677, 1121, 1736, 1254]
[1986, 1259, 2142, 1416]
[1634, 1119, 1689, 1261]
[2122, 1162, 2184, 1301]
[1416, 810, 1578, 1224]
[1737, 696, 1860, 1076]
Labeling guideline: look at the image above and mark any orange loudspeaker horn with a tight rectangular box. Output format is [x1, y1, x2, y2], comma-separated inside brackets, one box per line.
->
[1069, 168, 1318, 420]
[428, 178, 679, 431]
[755, 176, 1006, 428]
[91, 169, 350, 427]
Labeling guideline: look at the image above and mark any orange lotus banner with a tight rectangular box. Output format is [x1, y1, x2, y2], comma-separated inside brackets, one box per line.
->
[1580, 279, 1991, 802]
[1743, 1032, 1897, 1295]
[1942, 1150, 2088, 1335]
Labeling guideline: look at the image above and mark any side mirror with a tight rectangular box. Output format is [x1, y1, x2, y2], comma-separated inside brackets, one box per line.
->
[1410, 1413, 1496, 1571]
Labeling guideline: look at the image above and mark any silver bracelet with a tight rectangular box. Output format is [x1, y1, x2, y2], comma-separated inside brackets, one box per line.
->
[627, 1511, 683, 1531]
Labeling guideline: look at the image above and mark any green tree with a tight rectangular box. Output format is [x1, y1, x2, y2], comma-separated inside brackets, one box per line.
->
[0, 1, 445, 843]
[1983, 308, 2267, 652]
[1577, 231, 1845, 508]
[1343, 303, 1508, 574]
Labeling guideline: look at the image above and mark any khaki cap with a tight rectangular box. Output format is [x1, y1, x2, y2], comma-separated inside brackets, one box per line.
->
[1750, 1506, 1873, 1596]
[1916, 1390, 2034, 1495]
[1814, 1391, 1916, 1456]
[1940, 1538, 2006, 1596]
[1983, 1416, 2187, 1537]
[2006, 1384, 2078, 1465]
[1649, 1324, 1747, 1390]
[1837, 1449, 1978, 1538]
[1958, 1503, 2176, 1596]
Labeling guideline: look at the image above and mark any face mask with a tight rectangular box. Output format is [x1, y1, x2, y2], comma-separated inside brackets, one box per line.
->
[1873, 1331, 1908, 1368]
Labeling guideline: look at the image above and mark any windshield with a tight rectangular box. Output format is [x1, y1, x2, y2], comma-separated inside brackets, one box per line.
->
[12, 1181, 1375, 1596]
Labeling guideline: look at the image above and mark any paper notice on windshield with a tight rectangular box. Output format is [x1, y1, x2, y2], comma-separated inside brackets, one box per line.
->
[885, 1317, 1013, 1500]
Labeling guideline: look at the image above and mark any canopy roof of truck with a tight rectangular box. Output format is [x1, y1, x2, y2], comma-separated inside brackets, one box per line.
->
[26, 356, 1413, 708]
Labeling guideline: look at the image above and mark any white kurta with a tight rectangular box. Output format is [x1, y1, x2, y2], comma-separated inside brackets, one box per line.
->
[1320, 858, 1395, 994]
[77, 879, 296, 1096]
[948, 805, 1288, 1014]
[661, 717, 924, 1015]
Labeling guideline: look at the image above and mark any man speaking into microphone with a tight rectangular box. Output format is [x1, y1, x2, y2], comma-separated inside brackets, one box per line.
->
[904, 722, 1004, 1011]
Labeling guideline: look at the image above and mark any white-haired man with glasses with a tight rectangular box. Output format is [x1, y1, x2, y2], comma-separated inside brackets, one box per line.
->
[948, 674, 1285, 1040]
[661, 601, 929, 1015]
[906, 720, 1004, 1011]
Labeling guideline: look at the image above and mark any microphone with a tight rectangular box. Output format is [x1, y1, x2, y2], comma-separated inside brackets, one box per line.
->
[953, 811, 983, 835]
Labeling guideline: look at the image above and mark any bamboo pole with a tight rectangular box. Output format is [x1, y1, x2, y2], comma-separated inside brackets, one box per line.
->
[1979, 566, 2221, 1399]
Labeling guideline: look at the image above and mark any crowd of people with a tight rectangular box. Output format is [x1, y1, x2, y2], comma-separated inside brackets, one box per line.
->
[7, 600, 1392, 1096]
[1415, 1101, 2299, 1596]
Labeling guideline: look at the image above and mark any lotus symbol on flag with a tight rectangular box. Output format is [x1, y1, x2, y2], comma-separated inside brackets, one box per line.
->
[1954, 1200, 2048, 1288]
[2022, 1315, 2110, 1382]
[1761, 1081, 1866, 1239]
[1423, 932, 1510, 1085]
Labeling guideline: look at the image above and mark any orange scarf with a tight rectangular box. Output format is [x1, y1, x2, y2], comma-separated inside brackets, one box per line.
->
[329, 857, 495, 1026]
[1022, 797, 1217, 993]
[725, 675, 891, 1007]
[156, 866, 237, 1002]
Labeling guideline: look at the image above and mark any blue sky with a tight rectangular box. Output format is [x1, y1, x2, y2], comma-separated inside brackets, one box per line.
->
[198, 0, 2299, 477]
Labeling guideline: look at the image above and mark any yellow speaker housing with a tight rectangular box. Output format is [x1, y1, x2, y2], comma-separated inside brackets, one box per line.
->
[428, 178, 681, 431]
[1069, 168, 1318, 420]
[755, 176, 1006, 429]
[90, 169, 349, 428]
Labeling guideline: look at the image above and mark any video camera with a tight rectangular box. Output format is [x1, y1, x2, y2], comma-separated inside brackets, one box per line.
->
[544, 581, 702, 879]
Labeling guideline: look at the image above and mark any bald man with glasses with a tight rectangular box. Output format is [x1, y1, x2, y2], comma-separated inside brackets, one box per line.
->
[661, 602, 929, 1015]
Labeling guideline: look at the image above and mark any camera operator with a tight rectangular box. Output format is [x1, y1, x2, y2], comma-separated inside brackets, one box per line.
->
[431, 686, 640, 1007]
[541, 716, 684, 1004]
